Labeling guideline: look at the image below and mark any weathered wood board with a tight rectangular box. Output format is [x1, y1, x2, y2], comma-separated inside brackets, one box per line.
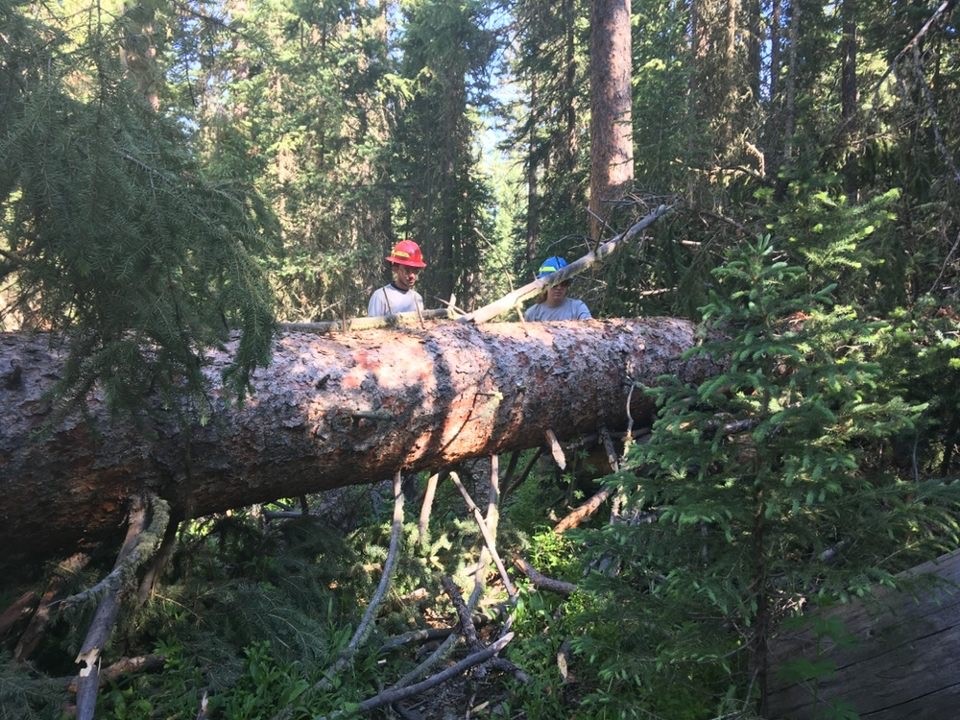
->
[768, 550, 960, 719]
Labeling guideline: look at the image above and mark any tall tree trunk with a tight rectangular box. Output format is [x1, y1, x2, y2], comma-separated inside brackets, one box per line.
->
[0, 319, 717, 572]
[561, 0, 580, 213]
[774, 0, 799, 198]
[527, 82, 540, 263]
[747, 0, 761, 102]
[840, 0, 858, 197]
[765, 0, 782, 174]
[840, 0, 857, 127]
[721, 0, 740, 145]
[119, 2, 161, 111]
[589, 0, 634, 241]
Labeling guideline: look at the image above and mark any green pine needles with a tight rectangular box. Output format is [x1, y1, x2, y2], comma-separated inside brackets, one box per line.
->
[574, 236, 960, 717]
[0, 7, 277, 410]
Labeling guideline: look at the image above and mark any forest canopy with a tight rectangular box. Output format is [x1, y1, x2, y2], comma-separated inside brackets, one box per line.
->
[1, 0, 959, 718]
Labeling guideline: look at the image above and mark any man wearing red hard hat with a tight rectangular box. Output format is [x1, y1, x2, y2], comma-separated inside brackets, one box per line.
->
[367, 239, 427, 317]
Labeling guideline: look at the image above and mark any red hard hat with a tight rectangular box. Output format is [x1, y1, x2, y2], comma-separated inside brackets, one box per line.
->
[386, 239, 427, 268]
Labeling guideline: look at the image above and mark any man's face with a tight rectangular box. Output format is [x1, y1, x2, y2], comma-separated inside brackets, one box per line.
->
[391, 262, 421, 291]
[545, 280, 570, 307]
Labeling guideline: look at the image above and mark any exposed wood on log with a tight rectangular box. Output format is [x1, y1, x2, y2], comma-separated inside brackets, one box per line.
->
[280, 308, 455, 334]
[767, 549, 960, 719]
[1, 318, 716, 572]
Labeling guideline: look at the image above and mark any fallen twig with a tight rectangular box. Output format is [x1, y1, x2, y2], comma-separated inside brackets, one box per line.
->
[76, 493, 168, 720]
[65, 654, 165, 693]
[552, 487, 615, 534]
[317, 633, 515, 720]
[418, 472, 442, 548]
[308, 470, 405, 694]
[449, 472, 517, 600]
[14, 553, 90, 661]
[512, 556, 577, 597]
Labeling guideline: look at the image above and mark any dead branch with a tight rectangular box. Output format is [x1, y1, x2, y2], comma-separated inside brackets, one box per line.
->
[557, 639, 576, 684]
[392, 461, 504, 689]
[309, 470, 405, 694]
[318, 633, 515, 720]
[599, 427, 620, 474]
[442, 575, 530, 684]
[75, 494, 164, 720]
[544, 429, 566, 470]
[442, 576, 481, 648]
[64, 496, 170, 611]
[137, 514, 180, 606]
[502, 447, 543, 499]
[418, 472, 442, 548]
[0, 591, 38, 637]
[65, 655, 165, 693]
[13, 553, 90, 661]
[553, 487, 616, 534]
[378, 627, 456, 654]
[460, 204, 674, 324]
[512, 557, 577, 597]
[929, 229, 960, 295]
[449, 472, 516, 600]
[879, 0, 959, 89]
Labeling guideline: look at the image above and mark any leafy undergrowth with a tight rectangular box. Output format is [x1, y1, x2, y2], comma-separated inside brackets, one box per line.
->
[0, 463, 629, 719]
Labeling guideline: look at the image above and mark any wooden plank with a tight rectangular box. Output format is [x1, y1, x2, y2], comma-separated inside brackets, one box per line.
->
[768, 550, 960, 719]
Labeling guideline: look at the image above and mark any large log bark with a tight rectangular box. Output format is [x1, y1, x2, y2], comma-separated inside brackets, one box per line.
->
[0, 318, 715, 571]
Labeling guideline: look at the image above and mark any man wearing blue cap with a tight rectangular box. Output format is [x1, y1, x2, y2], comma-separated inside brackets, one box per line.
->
[524, 255, 592, 322]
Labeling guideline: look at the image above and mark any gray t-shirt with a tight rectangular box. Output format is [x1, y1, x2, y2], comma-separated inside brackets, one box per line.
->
[367, 284, 424, 317]
[524, 298, 592, 322]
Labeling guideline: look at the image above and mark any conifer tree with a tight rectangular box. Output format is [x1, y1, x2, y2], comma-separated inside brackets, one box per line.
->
[0, 0, 277, 407]
[389, 0, 498, 307]
[574, 236, 960, 715]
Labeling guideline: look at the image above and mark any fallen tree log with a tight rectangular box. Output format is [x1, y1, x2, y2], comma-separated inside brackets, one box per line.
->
[0, 318, 717, 572]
